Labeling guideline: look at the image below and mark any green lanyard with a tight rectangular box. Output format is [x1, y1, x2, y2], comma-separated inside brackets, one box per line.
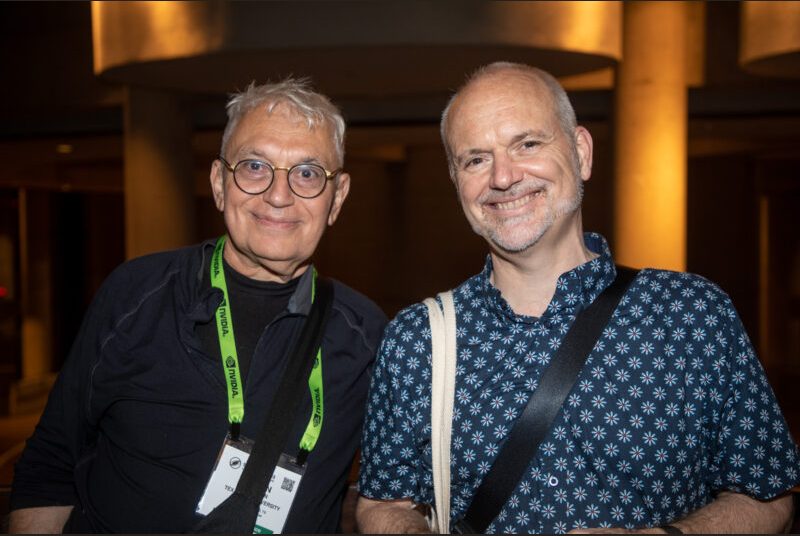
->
[211, 236, 324, 456]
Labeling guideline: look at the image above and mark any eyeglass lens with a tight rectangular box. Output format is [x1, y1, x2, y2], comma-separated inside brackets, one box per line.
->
[233, 160, 327, 198]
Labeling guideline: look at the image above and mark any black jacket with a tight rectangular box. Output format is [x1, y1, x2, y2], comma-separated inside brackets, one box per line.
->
[11, 240, 387, 533]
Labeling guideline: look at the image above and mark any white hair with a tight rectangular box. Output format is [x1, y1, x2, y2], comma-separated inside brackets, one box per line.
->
[221, 78, 346, 165]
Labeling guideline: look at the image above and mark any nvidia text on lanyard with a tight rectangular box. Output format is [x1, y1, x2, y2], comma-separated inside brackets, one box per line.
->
[196, 236, 324, 534]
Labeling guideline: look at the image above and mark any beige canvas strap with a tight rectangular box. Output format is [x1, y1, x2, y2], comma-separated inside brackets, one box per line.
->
[424, 291, 457, 534]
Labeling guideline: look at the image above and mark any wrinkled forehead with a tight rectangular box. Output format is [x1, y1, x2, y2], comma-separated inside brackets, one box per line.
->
[245, 101, 327, 133]
[446, 71, 558, 144]
[232, 103, 337, 157]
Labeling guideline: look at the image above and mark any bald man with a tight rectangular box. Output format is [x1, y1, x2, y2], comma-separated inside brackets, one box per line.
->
[355, 62, 798, 534]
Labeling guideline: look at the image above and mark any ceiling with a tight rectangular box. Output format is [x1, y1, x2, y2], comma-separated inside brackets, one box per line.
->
[0, 2, 798, 140]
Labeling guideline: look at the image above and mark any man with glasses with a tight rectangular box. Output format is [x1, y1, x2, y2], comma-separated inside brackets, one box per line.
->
[10, 79, 386, 533]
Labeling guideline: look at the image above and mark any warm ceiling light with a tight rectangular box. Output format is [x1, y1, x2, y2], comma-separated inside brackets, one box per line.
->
[56, 144, 74, 154]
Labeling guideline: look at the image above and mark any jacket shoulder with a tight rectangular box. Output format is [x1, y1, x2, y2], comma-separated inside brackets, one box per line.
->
[329, 280, 385, 320]
[328, 279, 388, 353]
[95, 242, 209, 313]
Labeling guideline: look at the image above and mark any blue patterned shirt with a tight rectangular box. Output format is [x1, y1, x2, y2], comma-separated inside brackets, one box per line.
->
[359, 233, 800, 533]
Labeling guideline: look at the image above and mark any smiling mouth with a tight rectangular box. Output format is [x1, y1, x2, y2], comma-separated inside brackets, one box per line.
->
[489, 189, 544, 211]
[253, 213, 298, 228]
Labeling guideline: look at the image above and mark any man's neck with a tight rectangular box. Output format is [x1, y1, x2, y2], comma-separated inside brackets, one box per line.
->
[489, 218, 596, 318]
[222, 240, 309, 283]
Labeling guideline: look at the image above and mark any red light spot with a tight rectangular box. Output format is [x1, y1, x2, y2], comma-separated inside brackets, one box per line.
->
[0, 287, 7, 298]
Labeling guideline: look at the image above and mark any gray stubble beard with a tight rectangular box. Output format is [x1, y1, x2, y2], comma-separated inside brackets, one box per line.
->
[476, 161, 585, 254]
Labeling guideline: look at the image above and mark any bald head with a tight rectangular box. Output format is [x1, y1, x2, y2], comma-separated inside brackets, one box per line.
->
[441, 62, 577, 176]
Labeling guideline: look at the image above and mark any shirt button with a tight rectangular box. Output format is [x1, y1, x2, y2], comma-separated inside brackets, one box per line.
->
[547, 475, 559, 487]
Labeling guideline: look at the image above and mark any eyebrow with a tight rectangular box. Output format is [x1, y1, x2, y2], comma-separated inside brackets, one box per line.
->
[233, 147, 267, 161]
[512, 129, 553, 144]
[235, 148, 323, 166]
[455, 129, 550, 164]
[510, 130, 537, 145]
[456, 148, 489, 163]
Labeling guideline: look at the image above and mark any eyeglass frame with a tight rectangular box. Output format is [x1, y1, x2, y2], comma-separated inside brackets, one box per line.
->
[217, 155, 342, 199]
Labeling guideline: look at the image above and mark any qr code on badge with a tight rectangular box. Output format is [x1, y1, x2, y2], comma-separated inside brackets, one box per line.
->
[281, 477, 295, 492]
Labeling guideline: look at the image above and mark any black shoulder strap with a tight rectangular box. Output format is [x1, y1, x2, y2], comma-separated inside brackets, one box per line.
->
[192, 277, 335, 533]
[455, 266, 639, 534]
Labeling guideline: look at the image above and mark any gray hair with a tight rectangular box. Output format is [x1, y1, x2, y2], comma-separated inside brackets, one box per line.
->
[440, 62, 577, 175]
[221, 78, 346, 165]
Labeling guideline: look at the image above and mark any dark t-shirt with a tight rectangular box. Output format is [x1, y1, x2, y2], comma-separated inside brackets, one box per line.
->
[196, 258, 299, 384]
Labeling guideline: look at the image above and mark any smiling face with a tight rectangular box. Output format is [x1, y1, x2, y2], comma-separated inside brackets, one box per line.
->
[444, 70, 592, 254]
[209, 103, 350, 281]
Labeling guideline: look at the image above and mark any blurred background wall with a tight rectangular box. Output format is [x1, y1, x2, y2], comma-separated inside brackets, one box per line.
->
[0, 0, 799, 519]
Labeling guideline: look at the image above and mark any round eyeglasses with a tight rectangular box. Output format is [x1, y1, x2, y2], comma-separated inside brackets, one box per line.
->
[218, 156, 341, 199]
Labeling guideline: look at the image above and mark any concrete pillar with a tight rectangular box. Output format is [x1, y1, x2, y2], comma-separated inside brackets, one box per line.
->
[614, 2, 688, 270]
[18, 189, 53, 381]
[123, 86, 195, 259]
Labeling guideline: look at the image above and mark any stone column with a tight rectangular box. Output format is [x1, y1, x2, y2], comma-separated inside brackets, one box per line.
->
[18, 188, 53, 382]
[123, 86, 195, 259]
[614, 1, 688, 270]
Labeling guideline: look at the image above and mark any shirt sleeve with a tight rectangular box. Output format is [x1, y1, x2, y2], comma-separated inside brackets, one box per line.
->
[709, 286, 800, 499]
[358, 304, 434, 505]
[10, 272, 117, 510]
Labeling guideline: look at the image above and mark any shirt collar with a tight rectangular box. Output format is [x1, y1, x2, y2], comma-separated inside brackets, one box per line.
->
[286, 267, 315, 315]
[478, 232, 617, 323]
[189, 240, 316, 322]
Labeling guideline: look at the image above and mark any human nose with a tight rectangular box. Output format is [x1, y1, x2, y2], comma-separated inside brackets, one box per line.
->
[489, 152, 522, 190]
[261, 167, 294, 207]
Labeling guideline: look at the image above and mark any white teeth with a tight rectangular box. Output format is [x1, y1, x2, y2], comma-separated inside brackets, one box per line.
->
[494, 191, 540, 210]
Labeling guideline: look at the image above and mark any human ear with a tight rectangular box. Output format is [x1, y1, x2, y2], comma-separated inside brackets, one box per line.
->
[574, 126, 594, 181]
[327, 172, 351, 226]
[210, 159, 225, 211]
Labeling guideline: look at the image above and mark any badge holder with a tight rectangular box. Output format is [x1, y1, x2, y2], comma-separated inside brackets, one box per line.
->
[252, 452, 306, 534]
[197, 434, 306, 534]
